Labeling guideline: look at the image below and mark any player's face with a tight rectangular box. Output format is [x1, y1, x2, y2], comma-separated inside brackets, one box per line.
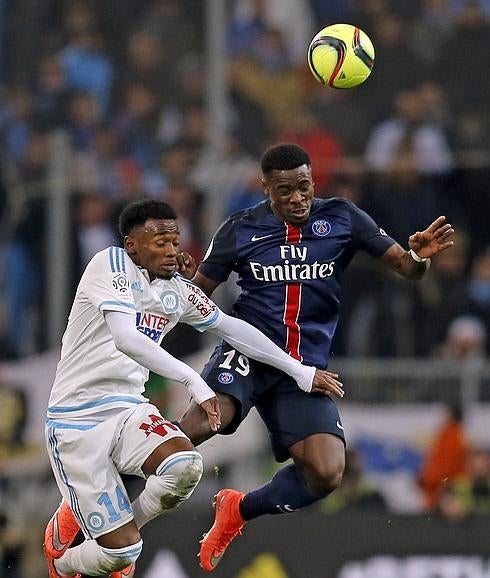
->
[125, 218, 180, 279]
[263, 165, 315, 225]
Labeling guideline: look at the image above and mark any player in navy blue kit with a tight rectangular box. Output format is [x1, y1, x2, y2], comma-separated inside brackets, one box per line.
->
[178, 143, 455, 571]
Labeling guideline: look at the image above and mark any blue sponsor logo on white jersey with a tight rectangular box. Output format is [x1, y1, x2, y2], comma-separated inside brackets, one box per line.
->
[135, 311, 169, 342]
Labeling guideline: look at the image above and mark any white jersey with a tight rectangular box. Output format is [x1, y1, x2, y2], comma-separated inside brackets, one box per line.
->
[47, 246, 222, 421]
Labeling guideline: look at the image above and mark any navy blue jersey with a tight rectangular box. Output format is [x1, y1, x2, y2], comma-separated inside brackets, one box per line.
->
[199, 197, 396, 368]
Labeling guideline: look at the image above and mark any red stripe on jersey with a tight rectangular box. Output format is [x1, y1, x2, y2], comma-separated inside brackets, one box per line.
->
[283, 223, 302, 361]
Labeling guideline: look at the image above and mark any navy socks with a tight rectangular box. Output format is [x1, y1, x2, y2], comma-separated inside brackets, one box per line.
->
[239, 464, 326, 520]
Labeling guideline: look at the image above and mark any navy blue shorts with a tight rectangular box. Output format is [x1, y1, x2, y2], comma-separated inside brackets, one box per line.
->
[201, 342, 346, 462]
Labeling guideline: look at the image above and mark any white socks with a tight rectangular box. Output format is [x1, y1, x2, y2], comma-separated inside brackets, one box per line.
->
[56, 539, 142, 576]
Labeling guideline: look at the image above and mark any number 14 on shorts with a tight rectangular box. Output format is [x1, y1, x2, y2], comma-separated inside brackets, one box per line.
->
[97, 485, 132, 523]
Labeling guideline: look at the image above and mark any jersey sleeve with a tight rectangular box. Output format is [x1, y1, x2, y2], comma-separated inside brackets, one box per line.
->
[177, 277, 223, 332]
[348, 201, 397, 257]
[198, 217, 238, 282]
[81, 247, 136, 315]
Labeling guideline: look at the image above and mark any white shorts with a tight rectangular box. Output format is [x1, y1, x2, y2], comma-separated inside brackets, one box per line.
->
[45, 403, 189, 538]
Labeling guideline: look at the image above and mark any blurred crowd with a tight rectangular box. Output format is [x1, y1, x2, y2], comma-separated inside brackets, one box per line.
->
[0, 0, 489, 361]
[1, 3, 490, 574]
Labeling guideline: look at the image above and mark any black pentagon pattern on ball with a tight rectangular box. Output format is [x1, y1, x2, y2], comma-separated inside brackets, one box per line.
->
[352, 26, 374, 70]
[308, 36, 347, 85]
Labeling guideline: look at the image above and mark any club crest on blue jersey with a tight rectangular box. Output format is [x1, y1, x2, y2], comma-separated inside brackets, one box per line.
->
[218, 372, 234, 384]
[136, 311, 169, 342]
[312, 220, 331, 237]
[161, 290, 179, 314]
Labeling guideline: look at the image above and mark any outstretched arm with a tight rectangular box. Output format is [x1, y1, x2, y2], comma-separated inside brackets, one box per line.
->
[382, 215, 455, 279]
[208, 314, 344, 398]
[104, 310, 221, 431]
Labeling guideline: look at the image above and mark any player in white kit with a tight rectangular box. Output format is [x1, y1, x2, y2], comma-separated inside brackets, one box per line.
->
[43, 199, 344, 578]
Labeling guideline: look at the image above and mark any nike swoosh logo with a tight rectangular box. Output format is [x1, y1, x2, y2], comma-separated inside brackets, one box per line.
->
[210, 550, 224, 567]
[52, 515, 69, 552]
[336, 420, 344, 431]
[251, 234, 273, 242]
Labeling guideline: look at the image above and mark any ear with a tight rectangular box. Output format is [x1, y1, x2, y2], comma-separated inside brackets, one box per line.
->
[261, 179, 269, 197]
[124, 235, 136, 254]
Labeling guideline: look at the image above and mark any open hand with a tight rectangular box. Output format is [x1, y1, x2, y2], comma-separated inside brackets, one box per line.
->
[311, 369, 344, 398]
[409, 216, 455, 259]
[200, 396, 221, 431]
[176, 252, 197, 278]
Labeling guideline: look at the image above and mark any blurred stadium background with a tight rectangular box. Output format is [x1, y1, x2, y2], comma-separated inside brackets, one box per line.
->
[0, 1, 489, 577]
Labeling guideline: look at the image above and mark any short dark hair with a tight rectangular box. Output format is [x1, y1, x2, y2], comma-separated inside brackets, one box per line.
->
[260, 143, 311, 175]
[119, 199, 177, 237]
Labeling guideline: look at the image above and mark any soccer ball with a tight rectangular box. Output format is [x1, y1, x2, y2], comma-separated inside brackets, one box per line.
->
[307, 23, 375, 89]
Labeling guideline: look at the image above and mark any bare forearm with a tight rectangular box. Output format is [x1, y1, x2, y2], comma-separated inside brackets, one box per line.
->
[382, 244, 430, 280]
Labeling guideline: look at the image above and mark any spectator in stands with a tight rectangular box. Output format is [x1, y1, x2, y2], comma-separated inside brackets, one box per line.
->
[229, 0, 314, 67]
[0, 386, 28, 459]
[438, 446, 490, 521]
[309, 0, 353, 25]
[308, 81, 372, 158]
[438, 315, 487, 360]
[224, 167, 264, 217]
[351, 0, 392, 33]
[200, 132, 260, 216]
[74, 192, 115, 268]
[72, 122, 121, 198]
[432, 1, 490, 115]
[0, 383, 51, 576]
[360, 11, 428, 124]
[466, 248, 490, 350]
[366, 123, 440, 246]
[33, 53, 69, 131]
[365, 84, 454, 180]
[58, 5, 114, 115]
[113, 81, 161, 171]
[177, 101, 208, 161]
[277, 107, 344, 197]
[227, 24, 306, 131]
[228, 0, 269, 60]
[227, 63, 274, 157]
[2, 131, 51, 357]
[410, 233, 469, 355]
[409, 0, 455, 68]
[134, 0, 203, 75]
[0, 86, 34, 164]
[66, 89, 99, 152]
[418, 403, 469, 511]
[121, 30, 177, 110]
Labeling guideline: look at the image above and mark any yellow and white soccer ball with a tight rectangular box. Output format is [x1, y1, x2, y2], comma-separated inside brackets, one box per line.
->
[307, 23, 375, 89]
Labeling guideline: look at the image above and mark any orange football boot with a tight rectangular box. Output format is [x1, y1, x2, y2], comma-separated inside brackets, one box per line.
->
[44, 501, 80, 559]
[199, 489, 246, 572]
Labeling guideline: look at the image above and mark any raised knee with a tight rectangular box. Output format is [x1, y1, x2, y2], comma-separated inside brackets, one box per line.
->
[306, 462, 345, 496]
[152, 450, 203, 510]
[101, 539, 143, 572]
